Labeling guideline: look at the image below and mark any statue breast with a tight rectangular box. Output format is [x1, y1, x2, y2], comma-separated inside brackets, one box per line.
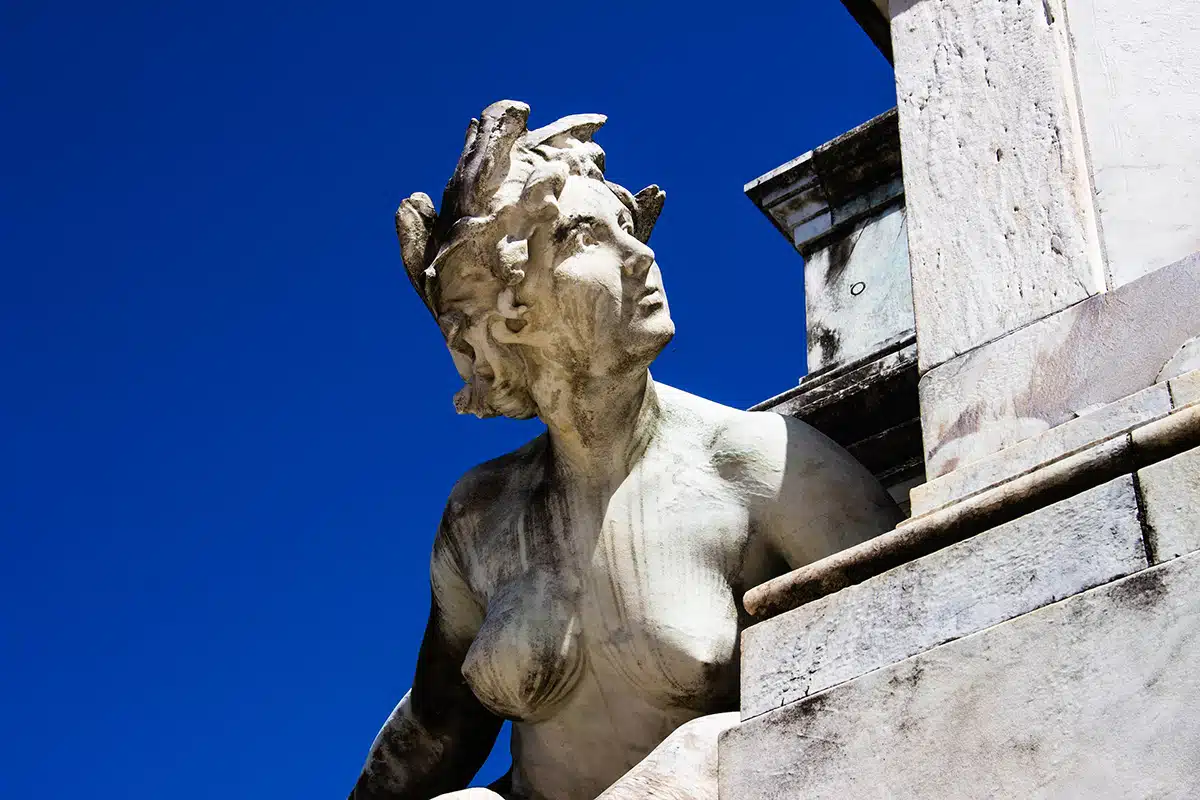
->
[581, 531, 742, 709]
[461, 566, 585, 723]
[457, 445, 749, 722]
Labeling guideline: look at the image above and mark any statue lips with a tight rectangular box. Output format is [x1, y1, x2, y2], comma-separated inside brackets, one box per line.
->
[636, 285, 664, 310]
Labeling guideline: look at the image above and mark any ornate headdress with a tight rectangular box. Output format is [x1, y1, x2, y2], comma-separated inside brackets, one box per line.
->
[395, 100, 665, 417]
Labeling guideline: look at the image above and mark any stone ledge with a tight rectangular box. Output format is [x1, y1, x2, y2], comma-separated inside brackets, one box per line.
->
[919, 251, 1200, 479]
[740, 476, 1146, 720]
[910, 383, 1172, 517]
[752, 338, 915, 418]
[722, 551, 1200, 799]
[752, 341, 922, 499]
[744, 400, 1200, 621]
[744, 109, 902, 257]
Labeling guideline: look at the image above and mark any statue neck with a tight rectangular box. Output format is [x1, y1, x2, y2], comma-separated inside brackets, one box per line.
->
[531, 366, 662, 483]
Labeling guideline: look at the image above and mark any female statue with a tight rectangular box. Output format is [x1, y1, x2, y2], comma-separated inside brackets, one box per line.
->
[350, 101, 900, 800]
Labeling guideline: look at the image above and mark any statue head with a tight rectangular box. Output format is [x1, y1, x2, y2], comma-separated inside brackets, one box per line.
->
[396, 100, 673, 419]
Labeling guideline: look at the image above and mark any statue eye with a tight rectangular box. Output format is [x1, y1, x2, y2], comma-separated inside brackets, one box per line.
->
[576, 225, 599, 248]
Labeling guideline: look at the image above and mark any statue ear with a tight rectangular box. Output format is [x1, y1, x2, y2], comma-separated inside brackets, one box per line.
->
[395, 192, 438, 315]
[632, 185, 665, 244]
[489, 287, 550, 347]
[489, 287, 530, 345]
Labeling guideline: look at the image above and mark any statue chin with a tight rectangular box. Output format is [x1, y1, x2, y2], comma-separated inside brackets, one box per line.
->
[637, 314, 675, 364]
[625, 300, 675, 367]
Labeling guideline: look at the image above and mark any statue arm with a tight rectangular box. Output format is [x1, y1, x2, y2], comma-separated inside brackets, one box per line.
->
[349, 526, 503, 799]
[762, 416, 901, 569]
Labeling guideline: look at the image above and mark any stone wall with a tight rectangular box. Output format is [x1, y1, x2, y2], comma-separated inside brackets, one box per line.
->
[724, 1, 1200, 796]
[724, 424, 1200, 798]
[1065, 0, 1200, 287]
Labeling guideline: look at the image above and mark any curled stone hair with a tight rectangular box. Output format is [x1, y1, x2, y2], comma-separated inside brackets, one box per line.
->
[395, 100, 666, 419]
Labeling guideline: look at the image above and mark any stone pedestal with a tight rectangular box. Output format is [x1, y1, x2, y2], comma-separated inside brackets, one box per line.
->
[725, 1, 1200, 795]
[725, 546, 1200, 799]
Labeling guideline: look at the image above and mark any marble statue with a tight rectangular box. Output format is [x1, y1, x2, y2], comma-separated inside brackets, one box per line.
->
[350, 100, 901, 800]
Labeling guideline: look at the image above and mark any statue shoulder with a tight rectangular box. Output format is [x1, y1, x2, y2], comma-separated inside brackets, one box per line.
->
[443, 433, 549, 532]
[656, 384, 796, 484]
[431, 435, 549, 605]
[705, 405, 860, 503]
[707, 406, 793, 477]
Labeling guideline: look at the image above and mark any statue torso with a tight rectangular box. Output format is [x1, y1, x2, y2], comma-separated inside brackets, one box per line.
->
[443, 387, 785, 799]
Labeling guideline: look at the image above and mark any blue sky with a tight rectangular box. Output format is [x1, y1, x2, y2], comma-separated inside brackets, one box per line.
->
[1, 2, 894, 796]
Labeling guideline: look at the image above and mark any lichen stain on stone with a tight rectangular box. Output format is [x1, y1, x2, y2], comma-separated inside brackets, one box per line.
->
[1108, 568, 1169, 612]
[796, 692, 829, 718]
[823, 235, 857, 287]
[1012, 737, 1042, 757]
[808, 322, 842, 365]
[887, 660, 925, 691]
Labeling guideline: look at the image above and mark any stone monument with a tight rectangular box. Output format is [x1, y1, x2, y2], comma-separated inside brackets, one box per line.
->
[722, 1, 1200, 797]
[350, 2, 1200, 795]
[348, 100, 900, 800]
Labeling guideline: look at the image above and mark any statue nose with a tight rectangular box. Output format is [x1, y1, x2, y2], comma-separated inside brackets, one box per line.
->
[624, 240, 655, 279]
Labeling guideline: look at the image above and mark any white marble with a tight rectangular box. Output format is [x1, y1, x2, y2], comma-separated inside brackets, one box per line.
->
[351, 101, 900, 800]
[910, 384, 1170, 516]
[1170, 369, 1200, 409]
[1065, 0, 1200, 288]
[804, 203, 913, 375]
[741, 476, 1146, 719]
[1159, 337, 1200, 385]
[722, 551, 1200, 799]
[1139, 444, 1200, 565]
[919, 252, 1200, 478]
[890, 0, 1104, 371]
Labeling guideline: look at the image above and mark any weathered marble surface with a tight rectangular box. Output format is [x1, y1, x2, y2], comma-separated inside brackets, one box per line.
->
[804, 203, 912, 376]
[593, 713, 737, 800]
[910, 384, 1171, 516]
[741, 476, 1146, 719]
[744, 110, 913, 379]
[746, 393, 1200, 623]
[722, 551, 1200, 799]
[1140, 444, 1200, 565]
[349, 101, 899, 800]
[920, 252, 1200, 478]
[1160, 337, 1200, 385]
[752, 342, 923, 509]
[1065, 0, 1200, 288]
[1171, 368, 1200, 409]
[891, 0, 1104, 372]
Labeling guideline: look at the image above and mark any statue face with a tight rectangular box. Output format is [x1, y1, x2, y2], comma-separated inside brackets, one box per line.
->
[521, 175, 674, 377]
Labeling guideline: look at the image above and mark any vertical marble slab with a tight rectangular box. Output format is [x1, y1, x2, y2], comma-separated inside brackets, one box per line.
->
[1064, 0, 1200, 288]
[805, 202, 913, 374]
[890, 0, 1105, 372]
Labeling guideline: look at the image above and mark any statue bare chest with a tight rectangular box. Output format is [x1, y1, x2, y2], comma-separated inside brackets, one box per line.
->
[458, 461, 750, 722]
